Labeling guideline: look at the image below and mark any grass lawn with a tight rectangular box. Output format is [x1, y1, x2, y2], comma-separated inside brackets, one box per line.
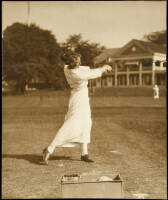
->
[2, 92, 167, 199]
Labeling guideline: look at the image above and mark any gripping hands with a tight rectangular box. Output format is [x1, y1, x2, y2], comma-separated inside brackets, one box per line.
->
[101, 65, 112, 73]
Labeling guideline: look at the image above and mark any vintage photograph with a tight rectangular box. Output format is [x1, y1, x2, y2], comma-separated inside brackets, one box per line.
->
[2, 1, 167, 199]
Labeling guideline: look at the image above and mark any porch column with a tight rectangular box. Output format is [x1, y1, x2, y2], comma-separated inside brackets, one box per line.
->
[126, 65, 129, 86]
[160, 61, 164, 69]
[114, 62, 118, 86]
[133, 76, 135, 85]
[161, 75, 163, 86]
[107, 76, 112, 87]
[139, 61, 142, 86]
[122, 75, 124, 86]
[152, 60, 155, 85]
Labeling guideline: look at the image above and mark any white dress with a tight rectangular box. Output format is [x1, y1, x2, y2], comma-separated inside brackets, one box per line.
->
[48, 65, 104, 154]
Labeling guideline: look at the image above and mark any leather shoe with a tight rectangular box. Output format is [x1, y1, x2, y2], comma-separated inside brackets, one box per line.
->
[42, 148, 51, 165]
[81, 155, 94, 162]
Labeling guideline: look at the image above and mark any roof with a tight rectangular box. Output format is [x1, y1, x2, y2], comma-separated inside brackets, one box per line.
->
[134, 39, 166, 54]
[94, 48, 120, 64]
[94, 39, 166, 64]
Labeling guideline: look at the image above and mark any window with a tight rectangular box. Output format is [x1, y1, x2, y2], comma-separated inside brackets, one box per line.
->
[163, 62, 167, 67]
[129, 65, 138, 71]
[155, 61, 160, 67]
[141, 59, 152, 66]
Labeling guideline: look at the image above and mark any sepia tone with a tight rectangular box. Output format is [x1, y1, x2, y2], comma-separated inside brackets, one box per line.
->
[2, 1, 167, 199]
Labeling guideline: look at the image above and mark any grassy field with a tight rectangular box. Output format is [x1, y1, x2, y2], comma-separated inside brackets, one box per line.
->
[2, 91, 167, 199]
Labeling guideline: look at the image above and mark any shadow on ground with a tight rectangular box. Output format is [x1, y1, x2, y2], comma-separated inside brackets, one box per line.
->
[2, 154, 80, 165]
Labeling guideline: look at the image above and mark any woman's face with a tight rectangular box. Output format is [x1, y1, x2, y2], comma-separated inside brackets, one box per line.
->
[75, 56, 81, 66]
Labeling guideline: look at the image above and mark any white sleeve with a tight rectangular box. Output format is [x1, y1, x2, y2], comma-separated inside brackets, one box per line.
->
[74, 67, 105, 80]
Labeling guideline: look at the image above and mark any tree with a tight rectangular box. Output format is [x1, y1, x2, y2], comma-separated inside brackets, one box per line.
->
[76, 41, 106, 67]
[61, 34, 106, 68]
[143, 30, 166, 45]
[2, 22, 64, 93]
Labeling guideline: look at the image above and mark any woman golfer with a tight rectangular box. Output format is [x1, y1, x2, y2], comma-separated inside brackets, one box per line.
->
[43, 53, 112, 165]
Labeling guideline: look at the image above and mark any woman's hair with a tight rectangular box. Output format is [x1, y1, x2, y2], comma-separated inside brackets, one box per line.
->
[61, 52, 81, 69]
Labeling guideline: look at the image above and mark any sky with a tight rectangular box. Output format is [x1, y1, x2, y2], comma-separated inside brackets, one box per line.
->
[2, 1, 167, 48]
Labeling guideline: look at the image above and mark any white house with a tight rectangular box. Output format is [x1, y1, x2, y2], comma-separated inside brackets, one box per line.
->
[91, 39, 166, 88]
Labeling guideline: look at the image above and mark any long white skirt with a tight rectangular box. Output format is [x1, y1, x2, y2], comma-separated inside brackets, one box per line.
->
[48, 87, 92, 154]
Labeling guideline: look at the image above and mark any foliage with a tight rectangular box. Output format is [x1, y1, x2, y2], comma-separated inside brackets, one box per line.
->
[144, 30, 166, 45]
[2, 22, 65, 93]
[61, 33, 106, 68]
[2, 24, 106, 94]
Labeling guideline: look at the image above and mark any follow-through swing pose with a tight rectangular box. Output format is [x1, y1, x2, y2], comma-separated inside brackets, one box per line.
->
[43, 53, 112, 165]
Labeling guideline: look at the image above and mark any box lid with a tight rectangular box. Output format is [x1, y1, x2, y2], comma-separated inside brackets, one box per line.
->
[61, 173, 122, 184]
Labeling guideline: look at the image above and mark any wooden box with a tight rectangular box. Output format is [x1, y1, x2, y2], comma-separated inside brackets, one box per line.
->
[61, 173, 123, 198]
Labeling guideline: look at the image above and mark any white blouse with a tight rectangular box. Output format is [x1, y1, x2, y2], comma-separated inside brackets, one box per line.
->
[64, 65, 103, 90]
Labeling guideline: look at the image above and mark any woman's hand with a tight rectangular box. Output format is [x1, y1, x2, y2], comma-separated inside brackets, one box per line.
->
[102, 65, 112, 72]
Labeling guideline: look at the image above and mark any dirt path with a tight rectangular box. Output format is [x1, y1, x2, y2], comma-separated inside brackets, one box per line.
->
[2, 96, 166, 199]
[2, 117, 166, 199]
[91, 120, 166, 199]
